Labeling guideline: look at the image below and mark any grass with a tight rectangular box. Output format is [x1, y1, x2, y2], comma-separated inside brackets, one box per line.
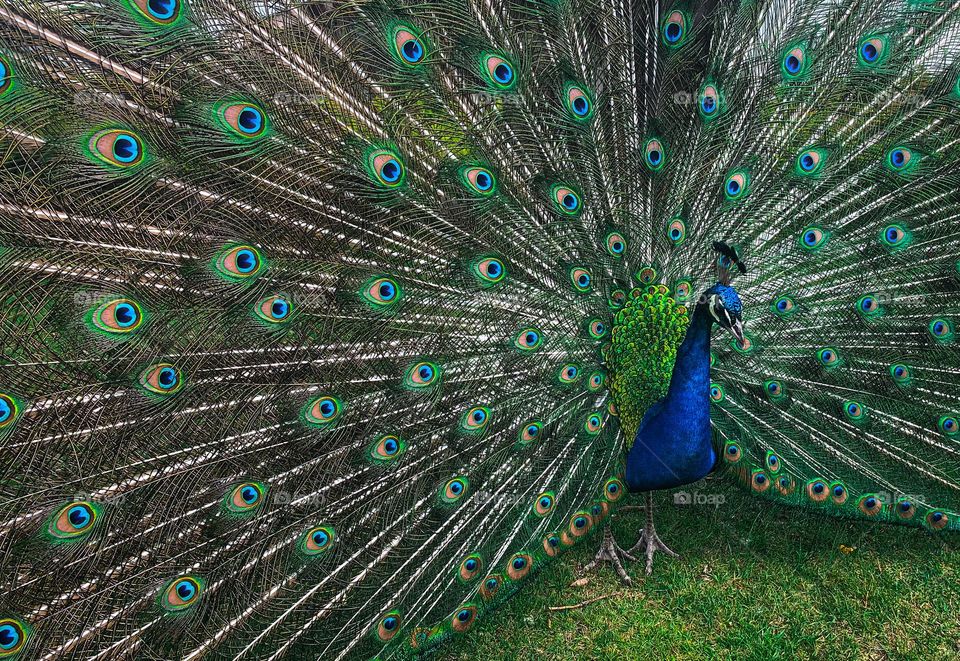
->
[438, 477, 959, 660]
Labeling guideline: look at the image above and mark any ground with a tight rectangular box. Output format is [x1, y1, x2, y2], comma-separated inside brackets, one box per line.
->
[438, 476, 959, 660]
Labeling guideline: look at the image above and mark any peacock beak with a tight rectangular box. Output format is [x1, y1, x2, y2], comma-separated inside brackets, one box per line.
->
[728, 318, 745, 346]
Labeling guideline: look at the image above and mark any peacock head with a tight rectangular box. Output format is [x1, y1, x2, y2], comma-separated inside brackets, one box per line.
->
[704, 283, 745, 345]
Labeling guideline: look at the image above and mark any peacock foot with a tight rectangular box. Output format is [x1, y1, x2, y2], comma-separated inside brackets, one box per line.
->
[582, 524, 636, 585]
[627, 525, 678, 575]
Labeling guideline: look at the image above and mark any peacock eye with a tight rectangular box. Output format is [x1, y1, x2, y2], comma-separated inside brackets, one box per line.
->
[796, 148, 826, 175]
[484, 54, 515, 88]
[131, 0, 181, 24]
[782, 45, 808, 78]
[441, 477, 468, 503]
[368, 149, 405, 186]
[451, 605, 478, 632]
[215, 245, 263, 279]
[552, 186, 582, 215]
[644, 138, 665, 171]
[880, 223, 908, 248]
[48, 501, 99, 540]
[90, 298, 144, 334]
[0, 618, 27, 655]
[362, 277, 401, 307]
[889, 363, 912, 385]
[858, 495, 882, 516]
[89, 129, 145, 168]
[376, 611, 403, 642]
[480, 575, 502, 600]
[724, 171, 749, 200]
[404, 361, 440, 388]
[661, 10, 687, 46]
[800, 226, 828, 250]
[764, 379, 785, 400]
[370, 434, 404, 462]
[474, 257, 506, 283]
[771, 295, 796, 316]
[723, 442, 742, 462]
[161, 576, 203, 611]
[584, 412, 603, 434]
[926, 510, 949, 530]
[844, 400, 866, 421]
[939, 416, 959, 436]
[226, 482, 265, 512]
[610, 289, 626, 307]
[929, 317, 953, 341]
[666, 218, 686, 245]
[304, 396, 342, 426]
[558, 363, 580, 384]
[218, 103, 267, 138]
[0, 393, 19, 429]
[886, 146, 914, 172]
[588, 372, 605, 391]
[807, 479, 829, 502]
[710, 384, 725, 402]
[570, 268, 592, 292]
[674, 280, 691, 302]
[300, 525, 335, 555]
[461, 407, 490, 432]
[0, 54, 13, 96]
[507, 553, 532, 580]
[533, 492, 555, 517]
[461, 166, 497, 196]
[459, 554, 483, 581]
[255, 295, 292, 324]
[588, 320, 607, 339]
[605, 232, 626, 256]
[139, 363, 183, 395]
[566, 85, 593, 120]
[699, 83, 720, 118]
[514, 328, 543, 351]
[830, 482, 847, 505]
[393, 26, 426, 64]
[604, 478, 624, 502]
[858, 36, 887, 66]
[518, 421, 542, 444]
[817, 347, 840, 368]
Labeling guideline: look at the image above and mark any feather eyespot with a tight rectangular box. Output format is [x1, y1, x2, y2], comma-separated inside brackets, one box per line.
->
[800, 227, 828, 250]
[254, 295, 292, 324]
[724, 171, 749, 200]
[604, 478, 624, 502]
[699, 83, 721, 118]
[673, 279, 692, 303]
[806, 479, 829, 502]
[830, 482, 847, 505]
[764, 379, 786, 402]
[215, 245, 263, 279]
[890, 363, 912, 386]
[782, 44, 809, 78]
[506, 553, 532, 580]
[605, 232, 626, 256]
[300, 526, 335, 556]
[459, 554, 483, 582]
[609, 289, 627, 308]
[895, 499, 916, 519]
[392, 26, 425, 65]
[644, 138, 665, 171]
[858, 495, 883, 516]
[886, 147, 916, 172]
[461, 166, 496, 196]
[533, 492, 555, 517]
[723, 442, 741, 463]
[376, 611, 402, 642]
[474, 257, 506, 284]
[0, 618, 27, 655]
[551, 185, 582, 215]
[0, 394, 19, 429]
[88, 129, 145, 168]
[368, 149, 405, 187]
[483, 54, 515, 89]
[856, 294, 882, 318]
[558, 364, 580, 384]
[666, 218, 686, 245]
[361, 277, 401, 307]
[570, 268, 592, 292]
[47, 501, 99, 541]
[751, 470, 770, 492]
[514, 328, 543, 351]
[370, 435, 405, 462]
[131, 0, 181, 24]
[404, 361, 440, 389]
[160, 576, 203, 612]
[480, 575, 502, 600]
[939, 416, 958, 436]
[843, 400, 866, 422]
[451, 605, 478, 633]
[858, 36, 888, 66]
[926, 510, 949, 530]
[661, 10, 688, 47]
[218, 103, 266, 138]
[461, 406, 490, 433]
[587, 319, 607, 340]
[565, 84, 593, 120]
[226, 482, 265, 513]
[584, 412, 603, 435]
[440, 477, 468, 503]
[0, 54, 14, 97]
[796, 148, 826, 176]
[817, 347, 840, 369]
[139, 363, 183, 395]
[777, 475, 796, 495]
[304, 396, 342, 426]
[588, 372, 605, 391]
[710, 384, 725, 403]
[543, 533, 561, 557]
[880, 223, 910, 249]
[771, 297, 796, 321]
[765, 452, 781, 472]
[89, 298, 143, 334]
[928, 318, 953, 342]
[518, 421, 542, 445]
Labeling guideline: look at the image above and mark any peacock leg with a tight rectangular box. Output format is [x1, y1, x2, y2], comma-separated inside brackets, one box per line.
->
[582, 524, 636, 585]
[627, 491, 679, 575]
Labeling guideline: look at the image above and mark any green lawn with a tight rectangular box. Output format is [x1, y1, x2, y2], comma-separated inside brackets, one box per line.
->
[439, 477, 959, 660]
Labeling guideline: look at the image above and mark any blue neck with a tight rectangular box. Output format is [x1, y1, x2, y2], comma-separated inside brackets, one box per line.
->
[624, 302, 717, 492]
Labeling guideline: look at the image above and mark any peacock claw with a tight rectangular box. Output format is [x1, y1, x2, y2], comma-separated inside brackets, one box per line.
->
[583, 524, 635, 585]
[627, 492, 679, 575]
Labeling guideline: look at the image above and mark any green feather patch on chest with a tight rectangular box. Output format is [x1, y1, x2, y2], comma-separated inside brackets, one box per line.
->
[606, 285, 689, 437]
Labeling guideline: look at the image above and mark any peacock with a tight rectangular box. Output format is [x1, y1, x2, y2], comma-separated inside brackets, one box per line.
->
[1, 0, 959, 657]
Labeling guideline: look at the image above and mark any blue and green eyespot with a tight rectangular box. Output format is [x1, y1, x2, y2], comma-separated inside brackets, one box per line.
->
[885, 146, 919, 174]
[938, 415, 958, 437]
[303, 395, 343, 426]
[856, 294, 884, 319]
[376, 610, 403, 642]
[46, 501, 101, 542]
[644, 138, 666, 171]
[0, 53, 15, 97]
[817, 347, 841, 369]
[551, 184, 582, 216]
[0, 393, 20, 430]
[87, 297, 145, 335]
[224, 482, 266, 513]
[361, 276, 402, 308]
[564, 83, 594, 121]
[127, 0, 183, 25]
[254, 295, 293, 324]
[473, 256, 506, 284]
[724, 170, 750, 200]
[518, 420, 543, 445]
[215, 101, 268, 139]
[889, 363, 912, 386]
[532, 491, 555, 517]
[461, 406, 490, 433]
[843, 400, 867, 423]
[367, 148, 405, 187]
[879, 223, 911, 250]
[404, 361, 440, 389]
[160, 575, 204, 612]
[764, 379, 787, 402]
[771, 295, 797, 317]
[570, 268, 592, 292]
[0, 618, 29, 656]
[666, 218, 686, 245]
[440, 477, 469, 504]
[558, 363, 580, 385]
[781, 43, 811, 79]
[370, 435, 405, 463]
[795, 147, 827, 176]
[482, 53, 516, 90]
[661, 10, 690, 47]
[605, 232, 626, 257]
[514, 327, 543, 351]
[460, 166, 497, 196]
[698, 82, 722, 120]
[299, 525, 335, 556]
[87, 129, 146, 169]
[214, 244, 264, 280]
[799, 226, 829, 251]
[929, 317, 954, 342]
[391, 23, 427, 65]
[857, 35, 890, 67]
[138, 363, 183, 396]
